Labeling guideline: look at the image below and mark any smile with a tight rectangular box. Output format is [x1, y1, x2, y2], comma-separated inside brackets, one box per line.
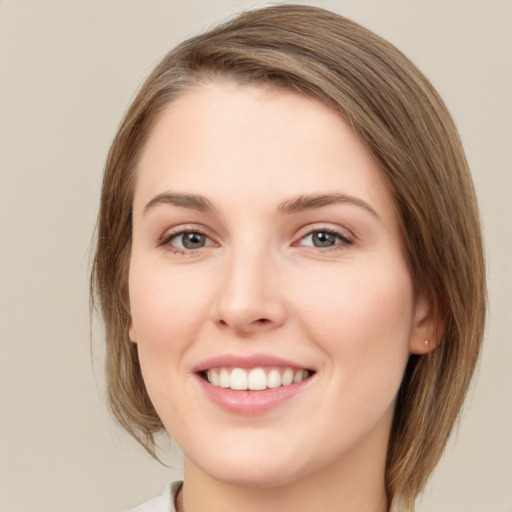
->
[194, 355, 316, 414]
[204, 367, 311, 391]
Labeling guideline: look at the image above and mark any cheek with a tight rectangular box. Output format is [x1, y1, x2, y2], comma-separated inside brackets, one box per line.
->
[127, 262, 214, 415]
[128, 263, 211, 417]
[129, 261, 210, 347]
[295, 261, 414, 381]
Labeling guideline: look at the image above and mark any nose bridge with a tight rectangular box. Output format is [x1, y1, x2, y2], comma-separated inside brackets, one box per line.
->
[213, 239, 285, 333]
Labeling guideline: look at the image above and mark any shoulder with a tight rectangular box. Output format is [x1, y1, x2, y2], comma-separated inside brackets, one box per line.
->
[121, 482, 182, 512]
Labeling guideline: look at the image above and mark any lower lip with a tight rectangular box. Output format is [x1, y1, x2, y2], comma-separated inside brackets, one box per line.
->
[195, 374, 314, 415]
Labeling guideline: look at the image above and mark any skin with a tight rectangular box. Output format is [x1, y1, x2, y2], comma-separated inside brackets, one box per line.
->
[128, 82, 433, 512]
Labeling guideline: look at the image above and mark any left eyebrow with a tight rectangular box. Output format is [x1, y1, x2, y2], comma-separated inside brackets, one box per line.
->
[277, 193, 381, 221]
[143, 192, 217, 215]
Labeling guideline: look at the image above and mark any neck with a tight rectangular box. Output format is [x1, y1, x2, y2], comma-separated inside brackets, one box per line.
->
[177, 441, 389, 512]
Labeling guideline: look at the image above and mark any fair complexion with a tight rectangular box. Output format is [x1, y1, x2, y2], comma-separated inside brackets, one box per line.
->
[128, 82, 433, 512]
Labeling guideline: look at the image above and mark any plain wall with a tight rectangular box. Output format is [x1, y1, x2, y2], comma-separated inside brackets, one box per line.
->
[1, 1, 510, 511]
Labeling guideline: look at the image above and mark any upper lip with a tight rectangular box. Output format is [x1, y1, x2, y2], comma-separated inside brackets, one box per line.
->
[192, 353, 315, 373]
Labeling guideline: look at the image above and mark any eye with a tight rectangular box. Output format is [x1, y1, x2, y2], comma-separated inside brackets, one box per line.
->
[163, 230, 215, 251]
[298, 229, 352, 249]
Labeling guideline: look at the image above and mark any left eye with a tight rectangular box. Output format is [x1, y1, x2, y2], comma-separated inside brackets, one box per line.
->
[299, 230, 348, 248]
[168, 231, 212, 250]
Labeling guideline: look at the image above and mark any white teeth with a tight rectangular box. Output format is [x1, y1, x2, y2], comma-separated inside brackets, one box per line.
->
[248, 368, 267, 390]
[219, 368, 230, 388]
[281, 368, 294, 386]
[267, 368, 282, 389]
[293, 369, 306, 383]
[205, 367, 310, 390]
[230, 368, 248, 390]
[208, 369, 219, 386]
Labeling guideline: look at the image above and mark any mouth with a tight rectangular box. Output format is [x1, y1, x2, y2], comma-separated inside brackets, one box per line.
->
[199, 367, 314, 391]
[193, 354, 316, 414]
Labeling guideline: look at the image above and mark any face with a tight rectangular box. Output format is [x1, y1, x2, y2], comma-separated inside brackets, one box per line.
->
[128, 82, 431, 488]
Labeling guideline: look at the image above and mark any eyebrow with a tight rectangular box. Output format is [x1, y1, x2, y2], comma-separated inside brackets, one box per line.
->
[143, 191, 379, 220]
[144, 192, 217, 214]
[277, 193, 380, 220]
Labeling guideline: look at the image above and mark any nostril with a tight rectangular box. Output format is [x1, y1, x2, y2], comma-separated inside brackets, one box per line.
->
[256, 318, 269, 324]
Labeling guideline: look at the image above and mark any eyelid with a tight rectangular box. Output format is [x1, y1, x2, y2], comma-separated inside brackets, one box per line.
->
[157, 224, 218, 248]
[292, 224, 355, 251]
[294, 223, 354, 242]
[156, 222, 354, 252]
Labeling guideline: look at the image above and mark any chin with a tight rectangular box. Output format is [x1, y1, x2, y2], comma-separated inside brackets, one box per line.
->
[189, 441, 312, 489]
[206, 463, 306, 490]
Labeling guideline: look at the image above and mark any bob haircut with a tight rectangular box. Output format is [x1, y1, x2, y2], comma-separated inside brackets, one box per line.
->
[91, 4, 486, 509]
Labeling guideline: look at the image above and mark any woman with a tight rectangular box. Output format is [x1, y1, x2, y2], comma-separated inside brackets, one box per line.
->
[91, 4, 486, 511]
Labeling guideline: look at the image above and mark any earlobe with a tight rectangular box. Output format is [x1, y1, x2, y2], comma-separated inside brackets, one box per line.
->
[409, 293, 441, 355]
[410, 337, 439, 355]
[128, 323, 137, 344]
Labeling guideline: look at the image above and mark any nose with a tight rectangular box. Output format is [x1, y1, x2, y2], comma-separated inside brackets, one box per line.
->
[211, 247, 286, 336]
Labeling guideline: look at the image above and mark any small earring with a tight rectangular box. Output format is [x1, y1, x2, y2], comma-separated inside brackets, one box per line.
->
[424, 340, 429, 353]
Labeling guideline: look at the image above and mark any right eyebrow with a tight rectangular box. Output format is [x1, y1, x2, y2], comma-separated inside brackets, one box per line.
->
[143, 192, 217, 215]
[277, 192, 380, 221]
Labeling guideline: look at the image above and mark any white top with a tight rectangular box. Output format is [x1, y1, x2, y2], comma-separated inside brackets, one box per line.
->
[123, 482, 182, 512]
[122, 481, 408, 511]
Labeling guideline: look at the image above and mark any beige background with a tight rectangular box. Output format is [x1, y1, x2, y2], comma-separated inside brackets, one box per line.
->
[1, 1, 510, 511]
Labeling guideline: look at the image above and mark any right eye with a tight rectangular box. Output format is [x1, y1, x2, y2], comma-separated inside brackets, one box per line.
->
[165, 231, 215, 251]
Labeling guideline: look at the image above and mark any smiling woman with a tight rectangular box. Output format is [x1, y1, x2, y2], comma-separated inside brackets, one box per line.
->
[91, 4, 486, 512]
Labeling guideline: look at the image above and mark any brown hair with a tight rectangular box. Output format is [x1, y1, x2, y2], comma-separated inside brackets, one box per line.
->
[91, 4, 486, 509]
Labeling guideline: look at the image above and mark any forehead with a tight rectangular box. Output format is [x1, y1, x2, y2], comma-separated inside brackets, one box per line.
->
[134, 82, 393, 221]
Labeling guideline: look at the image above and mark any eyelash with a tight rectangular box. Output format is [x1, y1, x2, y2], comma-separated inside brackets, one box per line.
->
[158, 226, 353, 255]
[158, 227, 216, 255]
[294, 226, 354, 251]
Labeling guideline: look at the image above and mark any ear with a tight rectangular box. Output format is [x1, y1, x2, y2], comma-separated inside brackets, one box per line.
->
[128, 322, 137, 344]
[409, 292, 441, 354]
